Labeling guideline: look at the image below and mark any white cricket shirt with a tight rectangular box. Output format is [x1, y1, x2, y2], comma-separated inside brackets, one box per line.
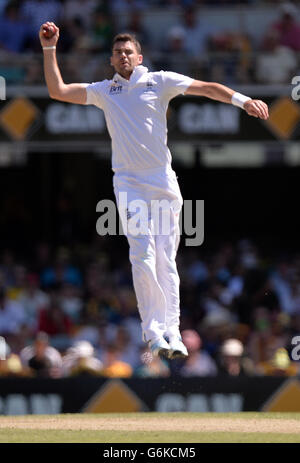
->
[85, 65, 193, 172]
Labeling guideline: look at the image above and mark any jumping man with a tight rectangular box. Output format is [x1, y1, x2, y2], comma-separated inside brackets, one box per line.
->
[39, 22, 269, 359]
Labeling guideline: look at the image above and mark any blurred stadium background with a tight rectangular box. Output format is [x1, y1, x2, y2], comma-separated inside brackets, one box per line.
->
[1, 0, 300, 416]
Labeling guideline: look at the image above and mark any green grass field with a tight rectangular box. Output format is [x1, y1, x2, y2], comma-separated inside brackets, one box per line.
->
[0, 412, 300, 443]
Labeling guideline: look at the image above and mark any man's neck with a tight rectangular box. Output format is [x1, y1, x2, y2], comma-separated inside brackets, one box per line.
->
[118, 70, 134, 80]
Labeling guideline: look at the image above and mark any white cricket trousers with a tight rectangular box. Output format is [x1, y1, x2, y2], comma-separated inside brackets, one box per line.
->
[113, 165, 183, 343]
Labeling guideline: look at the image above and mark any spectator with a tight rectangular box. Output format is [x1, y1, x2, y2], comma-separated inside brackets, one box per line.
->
[201, 280, 236, 325]
[89, 7, 114, 53]
[227, 263, 245, 301]
[20, 331, 62, 377]
[59, 283, 83, 324]
[0, 287, 26, 339]
[256, 347, 299, 376]
[125, 11, 149, 48]
[256, 30, 297, 84]
[37, 294, 73, 350]
[180, 6, 218, 57]
[271, 259, 296, 314]
[208, 31, 252, 85]
[17, 273, 50, 333]
[177, 329, 218, 376]
[23, 56, 44, 84]
[62, 0, 97, 30]
[162, 26, 191, 74]
[6, 264, 31, 304]
[83, 284, 122, 326]
[41, 247, 82, 288]
[61, 340, 103, 376]
[113, 325, 140, 368]
[273, 273, 300, 316]
[218, 338, 255, 376]
[248, 308, 290, 365]
[100, 343, 133, 377]
[198, 314, 233, 360]
[233, 266, 272, 326]
[21, 0, 62, 35]
[270, 2, 300, 51]
[0, 336, 26, 377]
[181, 250, 209, 290]
[0, 1, 34, 53]
[58, 17, 89, 54]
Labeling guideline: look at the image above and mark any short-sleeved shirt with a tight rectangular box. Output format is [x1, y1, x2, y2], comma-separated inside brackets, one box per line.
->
[85, 65, 193, 172]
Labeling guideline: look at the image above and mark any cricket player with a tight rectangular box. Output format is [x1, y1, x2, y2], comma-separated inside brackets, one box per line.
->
[39, 22, 269, 359]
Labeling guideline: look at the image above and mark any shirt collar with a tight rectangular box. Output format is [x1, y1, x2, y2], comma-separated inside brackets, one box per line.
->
[113, 65, 149, 85]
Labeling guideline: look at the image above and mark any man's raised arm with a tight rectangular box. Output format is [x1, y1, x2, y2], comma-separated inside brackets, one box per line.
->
[185, 80, 269, 120]
[39, 22, 87, 105]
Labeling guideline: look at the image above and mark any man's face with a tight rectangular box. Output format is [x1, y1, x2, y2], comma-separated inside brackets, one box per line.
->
[110, 40, 143, 79]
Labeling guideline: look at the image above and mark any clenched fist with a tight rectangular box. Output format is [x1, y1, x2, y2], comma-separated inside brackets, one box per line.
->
[39, 22, 59, 48]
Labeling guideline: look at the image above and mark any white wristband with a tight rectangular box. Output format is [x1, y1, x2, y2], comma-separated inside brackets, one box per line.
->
[43, 46, 56, 50]
[231, 92, 251, 109]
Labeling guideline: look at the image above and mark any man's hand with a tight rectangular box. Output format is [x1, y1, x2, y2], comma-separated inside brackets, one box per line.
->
[244, 99, 269, 120]
[39, 21, 59, 48]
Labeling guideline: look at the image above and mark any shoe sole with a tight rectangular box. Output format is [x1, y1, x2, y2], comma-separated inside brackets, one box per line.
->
[169, 349, 188, 359]
[151, 347, 172, 358]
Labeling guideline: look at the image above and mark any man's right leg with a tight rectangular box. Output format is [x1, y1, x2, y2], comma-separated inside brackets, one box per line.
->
[113, 174, 172, 355]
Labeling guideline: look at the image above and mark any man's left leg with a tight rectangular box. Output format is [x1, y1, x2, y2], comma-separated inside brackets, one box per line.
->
[154, 204, 188, 358]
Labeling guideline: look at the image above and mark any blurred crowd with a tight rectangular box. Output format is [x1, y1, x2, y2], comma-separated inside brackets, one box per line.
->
[1, 0, 300, 380]
[0, 0, 300, 85]
[1, 236, 300, 378]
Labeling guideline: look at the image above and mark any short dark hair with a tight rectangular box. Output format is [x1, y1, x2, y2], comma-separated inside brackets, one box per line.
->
[112, 33, 142, 54]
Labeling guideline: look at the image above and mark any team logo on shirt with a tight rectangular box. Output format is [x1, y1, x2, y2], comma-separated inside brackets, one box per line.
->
[143, 79, 157, 93]
[109, 84, 123, 95]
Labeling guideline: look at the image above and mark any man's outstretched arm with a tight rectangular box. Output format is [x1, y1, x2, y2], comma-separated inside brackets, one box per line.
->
[186, 80, 269, 120]
[39, 22, 87, 104]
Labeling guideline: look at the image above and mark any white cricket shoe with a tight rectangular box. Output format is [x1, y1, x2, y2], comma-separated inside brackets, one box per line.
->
[149, 337, 172, 358]
[168, 336, 189, 359]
